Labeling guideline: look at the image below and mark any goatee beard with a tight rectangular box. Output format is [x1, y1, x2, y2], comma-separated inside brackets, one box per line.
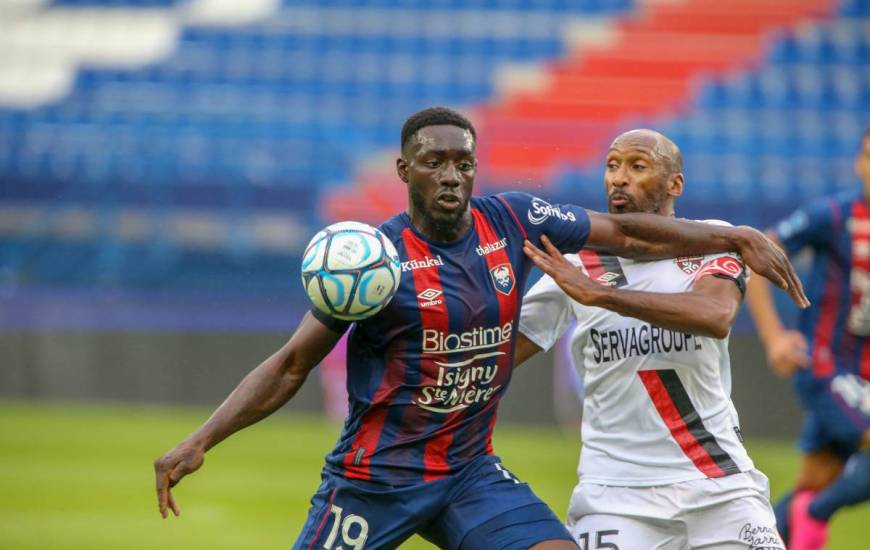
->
[408, 188, 466, 241]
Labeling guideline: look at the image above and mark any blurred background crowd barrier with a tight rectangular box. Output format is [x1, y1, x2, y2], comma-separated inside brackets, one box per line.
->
[2, 0, 869, 436]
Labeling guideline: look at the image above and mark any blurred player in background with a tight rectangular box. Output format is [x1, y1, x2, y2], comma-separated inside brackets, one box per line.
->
[516, 129, 785, 549]
[154, 108, 806, 550]
[746, 129, 870, 550]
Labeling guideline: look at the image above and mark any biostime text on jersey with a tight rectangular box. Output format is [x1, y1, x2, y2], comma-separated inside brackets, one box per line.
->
[414, 323, 513, 413]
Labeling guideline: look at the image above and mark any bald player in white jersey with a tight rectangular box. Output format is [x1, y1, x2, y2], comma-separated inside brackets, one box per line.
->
[516, 130, 785, 550]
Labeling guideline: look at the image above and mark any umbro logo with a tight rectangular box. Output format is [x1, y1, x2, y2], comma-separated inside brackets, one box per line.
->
[417, 288, 443, 307]
[596, 272, 621, 284]
[418, 288, 442, 301]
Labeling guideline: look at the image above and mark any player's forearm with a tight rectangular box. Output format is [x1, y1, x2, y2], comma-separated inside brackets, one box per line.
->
[188, 353, 310, 452]
[589, 287, 736, 339]
[745, 272, 786, 347]
[609, 214, 744, 260]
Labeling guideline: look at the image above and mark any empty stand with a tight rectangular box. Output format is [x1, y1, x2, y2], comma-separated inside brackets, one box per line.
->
[1, 0, 868, 329]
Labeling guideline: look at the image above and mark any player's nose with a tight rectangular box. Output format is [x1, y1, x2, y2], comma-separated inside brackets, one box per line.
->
[607, 168, 629, 188]
[438, 163, 462, 187]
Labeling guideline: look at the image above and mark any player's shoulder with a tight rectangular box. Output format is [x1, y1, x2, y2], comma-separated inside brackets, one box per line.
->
[377, 213, 410, 243]
[799, 189, 859, 217]
[829, 189, 865, 220]
[830, 188, 862, 206]
[478, 192, 590, 224]
[473, 192, 531, 212]
[476, 191, 577, 211]
[470, 193, 533, 228]
[785, 189, 860, 234]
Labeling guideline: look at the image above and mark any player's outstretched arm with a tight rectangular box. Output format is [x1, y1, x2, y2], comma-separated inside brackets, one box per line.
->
[745, 234, 810, 377]
[583, 211, 809, 308]
[153, 312, 343, 518]
[525, 236, 740, 338]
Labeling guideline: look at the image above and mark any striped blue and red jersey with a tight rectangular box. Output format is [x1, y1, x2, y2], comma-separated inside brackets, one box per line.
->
[312, 192, 590, 485]
[774, 190, 870, 383]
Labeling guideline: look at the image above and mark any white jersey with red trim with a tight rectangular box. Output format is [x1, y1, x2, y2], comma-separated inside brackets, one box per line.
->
[519, 220, 755, 486]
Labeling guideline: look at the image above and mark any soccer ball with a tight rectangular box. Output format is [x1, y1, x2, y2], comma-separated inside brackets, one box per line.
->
[301, 221, 401, 321]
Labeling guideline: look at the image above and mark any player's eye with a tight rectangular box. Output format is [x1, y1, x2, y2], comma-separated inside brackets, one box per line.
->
[632, 163, 647, 171]
[425, 160, 440, 168]
[606, 162, 619, 170]
[458, 162, 473, 171]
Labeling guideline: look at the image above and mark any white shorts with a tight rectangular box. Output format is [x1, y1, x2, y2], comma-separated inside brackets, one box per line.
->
[566, 470, 785, 550]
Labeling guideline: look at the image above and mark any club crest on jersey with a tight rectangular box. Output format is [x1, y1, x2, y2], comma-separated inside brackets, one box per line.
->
[674, 256, 703, 275]
[489, 263, 515, 295]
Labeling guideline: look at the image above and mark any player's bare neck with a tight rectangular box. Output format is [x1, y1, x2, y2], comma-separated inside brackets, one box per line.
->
[652, 204, 675, 217]
[411, 211, 471, 243]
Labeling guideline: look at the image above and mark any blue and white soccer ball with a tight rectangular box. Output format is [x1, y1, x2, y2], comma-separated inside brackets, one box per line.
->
[301, 221, 401, 321]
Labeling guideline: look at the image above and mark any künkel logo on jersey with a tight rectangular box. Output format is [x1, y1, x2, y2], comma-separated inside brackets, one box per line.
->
[489, 264, 515, 295]
[401, 255, 443, 272]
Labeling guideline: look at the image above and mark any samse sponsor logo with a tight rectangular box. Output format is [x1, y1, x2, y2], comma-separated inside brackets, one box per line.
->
[527, 198, 576, 225]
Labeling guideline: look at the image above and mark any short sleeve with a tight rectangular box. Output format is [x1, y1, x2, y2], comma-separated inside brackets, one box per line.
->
[774, 199, 838, 254]
[519, 265, 577, 352]
[310, 307, 352, 335]
[497, 192, 591, 253]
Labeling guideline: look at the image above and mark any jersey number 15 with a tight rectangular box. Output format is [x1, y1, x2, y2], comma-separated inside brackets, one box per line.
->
[578, 529, 620, 550]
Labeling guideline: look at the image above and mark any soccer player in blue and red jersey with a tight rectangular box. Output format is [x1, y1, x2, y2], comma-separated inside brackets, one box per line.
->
[747, 129, 870, 550]
[154, 107, 806, 550]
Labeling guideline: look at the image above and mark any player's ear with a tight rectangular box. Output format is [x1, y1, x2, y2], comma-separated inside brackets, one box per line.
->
[668, 173, 684, 198]
[396, 157, 409, 183]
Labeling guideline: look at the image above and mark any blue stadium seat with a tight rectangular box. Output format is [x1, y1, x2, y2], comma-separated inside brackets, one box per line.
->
[52, 0, 180, 5]
[4, 0, 868, 307]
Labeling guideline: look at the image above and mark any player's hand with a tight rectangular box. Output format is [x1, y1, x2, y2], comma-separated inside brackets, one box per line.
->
[524, 236, 603, 305]
[154, 442, 205, 518]
[765, 330, 810, 377]
[734, 226, 810, 309]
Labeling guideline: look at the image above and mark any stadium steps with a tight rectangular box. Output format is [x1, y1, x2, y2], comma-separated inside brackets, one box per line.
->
[324, 0, 838, 222]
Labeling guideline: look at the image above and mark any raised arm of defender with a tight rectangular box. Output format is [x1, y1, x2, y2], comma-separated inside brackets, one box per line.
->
[524, 236, 742, 339]
[584, 211, 808, 308]
[153, 312, 342, 518]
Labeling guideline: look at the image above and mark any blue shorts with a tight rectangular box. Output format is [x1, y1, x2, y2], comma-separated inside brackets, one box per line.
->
[795, 372, 870, 458]
[292, 454, 573, 550]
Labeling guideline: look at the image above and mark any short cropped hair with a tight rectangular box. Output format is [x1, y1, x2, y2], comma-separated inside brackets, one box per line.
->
[401, 106, 477, 151]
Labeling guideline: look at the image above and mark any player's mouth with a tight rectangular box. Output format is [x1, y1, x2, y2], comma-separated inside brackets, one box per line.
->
[609, 193, 631, 208]
[436, 193, 463, 211]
